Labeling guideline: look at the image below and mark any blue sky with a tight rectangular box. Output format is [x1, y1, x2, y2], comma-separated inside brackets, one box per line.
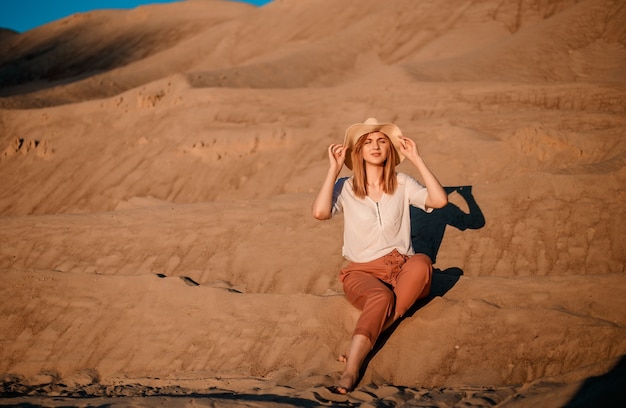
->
[0, 0, 272, 33]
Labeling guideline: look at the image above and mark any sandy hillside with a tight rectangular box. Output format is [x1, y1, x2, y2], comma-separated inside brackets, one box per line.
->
[0, 0, 625, 406]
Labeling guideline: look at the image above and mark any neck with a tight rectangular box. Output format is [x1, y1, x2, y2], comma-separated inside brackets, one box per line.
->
[365, 164, 384, 188]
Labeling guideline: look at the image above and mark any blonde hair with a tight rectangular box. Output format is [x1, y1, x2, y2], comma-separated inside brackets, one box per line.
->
[351, 132, 399, 199]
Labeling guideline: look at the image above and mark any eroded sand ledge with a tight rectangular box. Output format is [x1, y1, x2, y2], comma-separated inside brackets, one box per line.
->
[0, 0, 625, 406]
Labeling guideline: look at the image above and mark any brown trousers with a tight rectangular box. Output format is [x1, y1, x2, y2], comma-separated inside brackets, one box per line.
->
[339, 249, 432, 345]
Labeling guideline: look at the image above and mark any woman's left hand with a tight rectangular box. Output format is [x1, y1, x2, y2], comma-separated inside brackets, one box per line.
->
[398, 136, 420, 161]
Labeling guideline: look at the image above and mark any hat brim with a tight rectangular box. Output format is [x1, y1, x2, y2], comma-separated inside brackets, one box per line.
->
[343, 122, 405, 170]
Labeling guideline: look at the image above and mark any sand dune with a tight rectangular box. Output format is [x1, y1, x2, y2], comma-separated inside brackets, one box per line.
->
[405, 0, 626, 82]
[0, 0, 625, 406]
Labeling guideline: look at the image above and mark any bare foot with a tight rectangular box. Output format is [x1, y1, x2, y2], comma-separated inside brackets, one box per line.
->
[336, 372, 357, 394]
[328, 372, 356, 394]
[331, 334, 370, 395]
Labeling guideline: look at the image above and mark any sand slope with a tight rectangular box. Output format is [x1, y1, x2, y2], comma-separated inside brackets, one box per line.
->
[0, 0, 625, 406]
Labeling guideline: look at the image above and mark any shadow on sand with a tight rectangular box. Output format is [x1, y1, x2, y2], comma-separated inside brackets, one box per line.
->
[564, 355, 626, 408]
[0, 22, 202, 108]
[360, 185, 486, 383]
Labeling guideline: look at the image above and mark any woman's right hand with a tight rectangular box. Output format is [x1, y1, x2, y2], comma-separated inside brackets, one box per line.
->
[328, 143, 346, 172]
[313, 144, 346, 220]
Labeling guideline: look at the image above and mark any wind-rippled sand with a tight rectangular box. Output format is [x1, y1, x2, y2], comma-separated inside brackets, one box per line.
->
[1, 0, 624, 406]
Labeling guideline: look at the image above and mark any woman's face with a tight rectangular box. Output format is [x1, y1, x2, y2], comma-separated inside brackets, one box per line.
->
[360, 132, 390, 166]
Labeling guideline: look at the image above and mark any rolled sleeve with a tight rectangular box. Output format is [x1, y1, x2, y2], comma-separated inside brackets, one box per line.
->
[401, 173, 432, 213]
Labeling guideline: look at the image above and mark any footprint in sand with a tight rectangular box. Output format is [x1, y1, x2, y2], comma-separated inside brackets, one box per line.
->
[180, 276, 200, 286]
[154, 273, 200, 286]
[155, 274, 244, 292]
[207, 279, 244, 293]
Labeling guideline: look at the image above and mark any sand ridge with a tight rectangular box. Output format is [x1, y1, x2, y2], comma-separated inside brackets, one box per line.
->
[0, 0, 625, 406]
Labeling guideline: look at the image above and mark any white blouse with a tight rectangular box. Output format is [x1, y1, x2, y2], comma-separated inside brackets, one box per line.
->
[332, 172, 431, 263]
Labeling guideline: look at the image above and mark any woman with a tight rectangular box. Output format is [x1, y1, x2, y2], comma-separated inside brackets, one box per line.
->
[312, 118, 448, 394]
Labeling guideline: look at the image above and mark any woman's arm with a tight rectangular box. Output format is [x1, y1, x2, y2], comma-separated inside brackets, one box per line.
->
[398, 136, 448, 209]
[312, 143, 346, 220]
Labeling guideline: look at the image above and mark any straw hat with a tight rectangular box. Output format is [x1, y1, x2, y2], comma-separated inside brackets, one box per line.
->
[343, 118, 405, 170]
